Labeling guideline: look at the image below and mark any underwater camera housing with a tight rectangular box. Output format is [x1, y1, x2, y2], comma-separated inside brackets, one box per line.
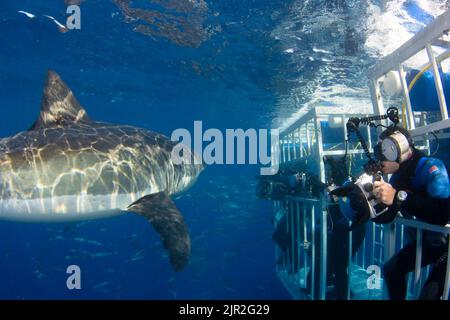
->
[330, 173, 389, 229]
[329, 107, 400, 228]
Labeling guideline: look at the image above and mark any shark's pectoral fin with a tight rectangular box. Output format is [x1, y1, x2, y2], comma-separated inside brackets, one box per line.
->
[126, 191, 191, 271]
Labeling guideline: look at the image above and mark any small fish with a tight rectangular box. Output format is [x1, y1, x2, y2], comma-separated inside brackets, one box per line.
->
[90, 252, 117, 258]
[312, 47, 332, 54]
[43, 15, 68, 33]
[92, 281, 112, 290]
[87, 239, 102, 246]
[18, 11, 35, 19]
[127, 249, 145, 262]
[65, 255, 84, 260]
[33, 269, 46, 279]
[75, 221, 91, 228]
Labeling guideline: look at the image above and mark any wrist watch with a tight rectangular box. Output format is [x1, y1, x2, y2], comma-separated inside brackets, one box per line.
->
[396, 190, 408, 207]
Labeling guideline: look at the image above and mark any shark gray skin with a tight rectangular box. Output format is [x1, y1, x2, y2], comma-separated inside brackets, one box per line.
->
[0, 70, 204, 271]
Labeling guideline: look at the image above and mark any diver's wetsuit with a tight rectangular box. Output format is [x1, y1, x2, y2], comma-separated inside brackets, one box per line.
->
[382, 150, 450, 300]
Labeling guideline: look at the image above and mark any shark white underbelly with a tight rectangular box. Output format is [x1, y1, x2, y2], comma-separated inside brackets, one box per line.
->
[0, 192, 148, 221]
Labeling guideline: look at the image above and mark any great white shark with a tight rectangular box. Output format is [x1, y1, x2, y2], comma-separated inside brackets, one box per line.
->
[0, 70, 204, 271]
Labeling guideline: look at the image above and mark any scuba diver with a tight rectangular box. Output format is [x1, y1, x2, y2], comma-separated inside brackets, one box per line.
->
[260, 156, 367, 299]
[266, 155, 366, 299]
[256, 159, 326, 200]
[372, 126, 450, 300]
[304, 156, 366, 300]
[260, 160, 329, 285]
[330, 106, 450, 300]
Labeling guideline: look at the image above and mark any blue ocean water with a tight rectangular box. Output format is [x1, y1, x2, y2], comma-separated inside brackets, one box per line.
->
[0, 0, 291, 299]
[0, 0, 447, 300]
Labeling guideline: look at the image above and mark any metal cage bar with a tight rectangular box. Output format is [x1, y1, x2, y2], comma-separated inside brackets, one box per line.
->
[413, 229, 423, 299]
[310, 204, 316, 299]
[398, 64, 415, 129]
[443, 238, 450, 300]
[425, 44, 448, 120]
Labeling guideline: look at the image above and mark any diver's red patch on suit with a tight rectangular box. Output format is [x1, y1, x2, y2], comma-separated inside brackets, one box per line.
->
[428, 165, 438, 174]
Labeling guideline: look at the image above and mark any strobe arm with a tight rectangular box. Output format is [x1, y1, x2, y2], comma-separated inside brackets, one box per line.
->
[346, 107, 399, 133]
[345, 107, 399, 175]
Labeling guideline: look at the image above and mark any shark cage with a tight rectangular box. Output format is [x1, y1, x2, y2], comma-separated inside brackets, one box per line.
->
[268, 9, 450, 300]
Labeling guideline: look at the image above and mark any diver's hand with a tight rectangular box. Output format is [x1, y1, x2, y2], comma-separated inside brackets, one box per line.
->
[373, 181, 396, 206]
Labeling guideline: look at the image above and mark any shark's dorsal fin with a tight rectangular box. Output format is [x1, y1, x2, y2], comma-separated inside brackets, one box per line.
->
[29, 70, 91, 130]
